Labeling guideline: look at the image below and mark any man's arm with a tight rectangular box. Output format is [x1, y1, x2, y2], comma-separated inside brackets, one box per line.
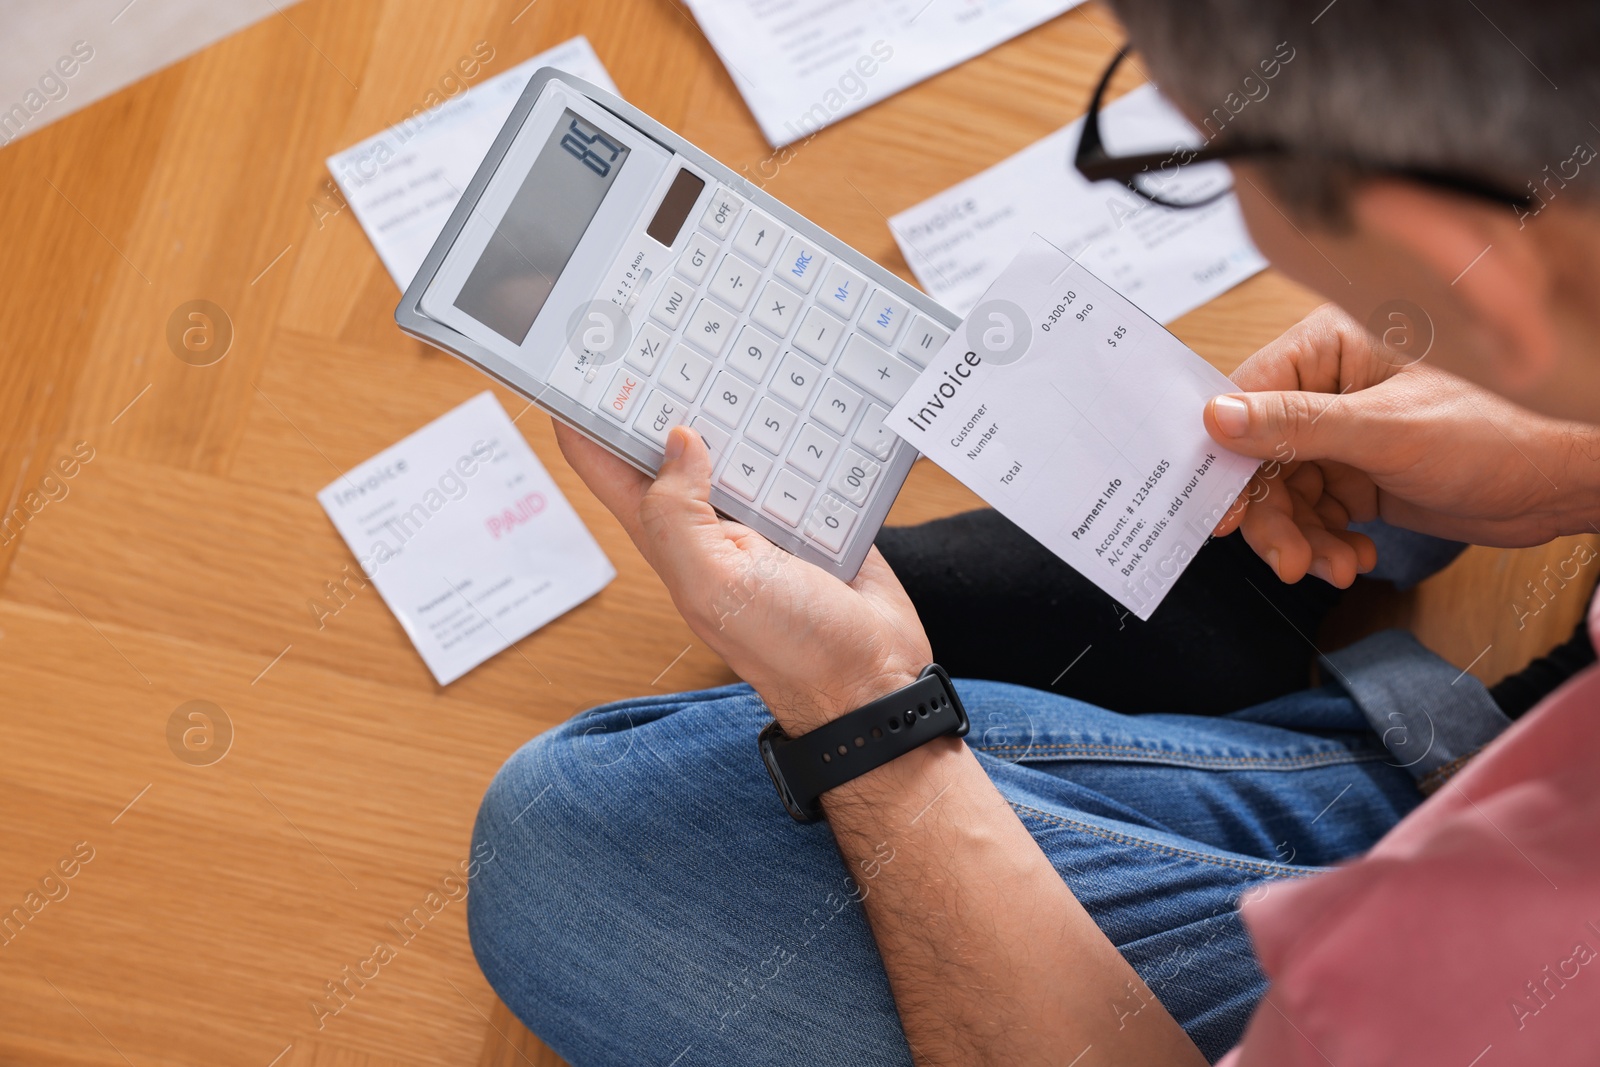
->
[820, 737, 1206, 1067]
[557, 424, 1207, 1067]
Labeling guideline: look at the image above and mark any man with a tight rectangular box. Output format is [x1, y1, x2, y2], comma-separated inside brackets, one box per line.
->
[468, 0, 1600, 1062]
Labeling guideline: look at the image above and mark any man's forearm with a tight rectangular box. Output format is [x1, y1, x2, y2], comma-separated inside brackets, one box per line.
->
[818, 737, 1208, 1067]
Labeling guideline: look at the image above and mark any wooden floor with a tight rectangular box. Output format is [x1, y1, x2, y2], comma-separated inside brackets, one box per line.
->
[1, 2, 1593, 1064]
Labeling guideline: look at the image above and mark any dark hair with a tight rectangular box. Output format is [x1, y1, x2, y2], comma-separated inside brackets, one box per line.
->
[1108, 0, 1600, 222]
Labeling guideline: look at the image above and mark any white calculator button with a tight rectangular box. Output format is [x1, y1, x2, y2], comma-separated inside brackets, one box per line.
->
[684, 298, 737, 357]
[819, 263, 866, 319]
[746, 397, 797, 454]
[836, 333, 918, 405]
[763, 469, 815, 528]
[626, 322, 671, 375]
[769, 351, 819, 410]
[777, 236, 825, 293]
[793, 307, 845, 363]
[750, 280, 801, 338]
[598, 366, 647, 422]
[702, 371, 753, 429]
[897, 315, 950, 368]
[691, 416, 732, 465]
[651, 278, 694, 330]
[732, 210, 784, 267]
[633, 389, 688, 448]
[804, 493, 859, 555]
[709, 254, 759, 312]
[676, 232, 717, 285]
[728, 325, 778, 384]
[661, 344, 713, 403]
[701, 187, 744, 240]
[720, 442, 774, 502]
[852, 403, 896, 461]
[858, 288, 911, 347]
[811, 377, 864, 435]
[829, 448, 883, 506]
[787, 423, 838, 481]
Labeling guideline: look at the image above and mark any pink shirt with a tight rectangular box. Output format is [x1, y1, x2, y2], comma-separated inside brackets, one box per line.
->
[1222, 596, 1600, 1065]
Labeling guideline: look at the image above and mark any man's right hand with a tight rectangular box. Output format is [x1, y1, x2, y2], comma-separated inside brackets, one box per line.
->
[1204, 303, 1600, 586]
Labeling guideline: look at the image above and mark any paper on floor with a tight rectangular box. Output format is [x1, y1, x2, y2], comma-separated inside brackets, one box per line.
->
[682, 0, 1084, 148]
[318, 392, 614, 685]
[327, 36, 619, 290]
[887, 235, 1258, 620]
[890, 84, 1267, 319]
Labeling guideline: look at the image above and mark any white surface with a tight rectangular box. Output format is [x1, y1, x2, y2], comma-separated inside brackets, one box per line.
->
[327, 36, 618, 291]
[682, 0, 1084, 148]
[1, 0, 282, 148]
[318, 392, 614, 685]
[890, 84, 1268, 319]
[887, 235, 1258, 620]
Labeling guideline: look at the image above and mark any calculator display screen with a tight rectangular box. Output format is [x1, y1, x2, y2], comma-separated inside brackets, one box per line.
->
[455, 110, 631, 345]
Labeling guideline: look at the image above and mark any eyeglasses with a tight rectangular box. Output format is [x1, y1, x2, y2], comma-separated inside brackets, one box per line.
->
[1073, 45, 1534, 211]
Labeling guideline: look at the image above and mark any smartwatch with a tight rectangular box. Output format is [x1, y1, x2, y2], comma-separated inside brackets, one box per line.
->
[759, 664, 969, 823]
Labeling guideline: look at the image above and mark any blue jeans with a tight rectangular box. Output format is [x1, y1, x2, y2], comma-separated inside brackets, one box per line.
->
[467, 679, 1426, 1065]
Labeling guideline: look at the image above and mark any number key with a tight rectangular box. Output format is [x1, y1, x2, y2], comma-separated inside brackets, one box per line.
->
[745, 397, 796, 454]
[762, 468, 815, 528]
[811, 377, 863, 435]
[828, 448, 882, 506]
[804, 493, 859, 555]
[769, 352, 818, 409]
[702, 371, 752, 429]
[727, 325, 777, 384]
[719, 442, 773, 502]
[787, 423, 838, 481]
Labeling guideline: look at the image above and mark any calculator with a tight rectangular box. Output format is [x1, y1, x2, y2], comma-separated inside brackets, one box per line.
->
[396, 69, 957, 580]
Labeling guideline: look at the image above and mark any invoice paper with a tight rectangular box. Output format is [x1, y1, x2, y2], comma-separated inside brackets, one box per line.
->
[887, 235, 1257, 619]
[318, 392, 614, 685]
[889, 84, 1267, 319]
[327, 37, 619, 290]
[682, 0, 1083, 148]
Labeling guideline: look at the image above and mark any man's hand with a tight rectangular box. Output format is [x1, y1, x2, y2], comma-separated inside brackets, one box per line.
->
[556, 422, 930, 734]
[1205, 303, 1600, 586]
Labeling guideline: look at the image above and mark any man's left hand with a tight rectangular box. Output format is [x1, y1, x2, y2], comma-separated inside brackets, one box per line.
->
[555, 422, 931, 734]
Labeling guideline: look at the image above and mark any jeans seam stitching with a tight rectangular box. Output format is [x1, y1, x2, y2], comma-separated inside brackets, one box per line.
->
[1010, 801, 1320, 880]
[977, 743, 1384, 769]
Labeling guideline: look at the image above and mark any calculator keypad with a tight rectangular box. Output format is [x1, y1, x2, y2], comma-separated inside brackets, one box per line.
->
[622, 183, 926, 560]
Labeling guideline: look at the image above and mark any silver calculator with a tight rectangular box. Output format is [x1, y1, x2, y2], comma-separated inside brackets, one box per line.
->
[397, 69, 958, 579]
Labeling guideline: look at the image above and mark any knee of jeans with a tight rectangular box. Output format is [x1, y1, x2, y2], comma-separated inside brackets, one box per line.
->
[465, 686, 765, 1019]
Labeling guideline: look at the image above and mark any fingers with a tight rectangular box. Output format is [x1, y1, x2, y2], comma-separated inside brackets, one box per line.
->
[636, 426, 731, 577]
[553, 421, 651, 536]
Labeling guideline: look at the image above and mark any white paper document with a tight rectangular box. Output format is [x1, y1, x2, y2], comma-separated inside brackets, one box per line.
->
[327, 36, 619, 290]
[318, 392, 614, 684]
[890, 84, 1267, 319]
[683, 0, 1083, 148]
[887, 235, 1257, 619]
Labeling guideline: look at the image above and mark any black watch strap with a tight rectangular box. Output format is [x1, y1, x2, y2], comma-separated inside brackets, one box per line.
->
[759, 664, 969, 823]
